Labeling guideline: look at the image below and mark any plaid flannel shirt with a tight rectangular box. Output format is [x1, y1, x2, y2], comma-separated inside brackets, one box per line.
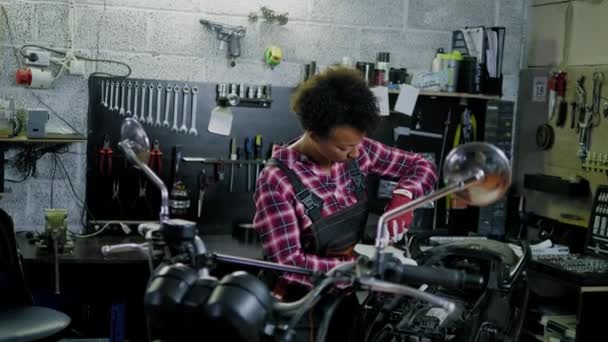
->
[253, 137, 437, 288]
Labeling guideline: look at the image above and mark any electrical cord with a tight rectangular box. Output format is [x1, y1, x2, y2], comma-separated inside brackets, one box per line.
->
[19, 44, 132, 79]
[53, 152, 97, 232]
[69, 221, 130, 238]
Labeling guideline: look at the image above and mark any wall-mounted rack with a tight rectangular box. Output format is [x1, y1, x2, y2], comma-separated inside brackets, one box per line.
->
[216, 83, 273, 108]
[182, 157, 266, 165]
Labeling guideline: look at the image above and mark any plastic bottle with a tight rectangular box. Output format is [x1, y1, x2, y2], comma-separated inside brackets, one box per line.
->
[431, 48, 445, 72]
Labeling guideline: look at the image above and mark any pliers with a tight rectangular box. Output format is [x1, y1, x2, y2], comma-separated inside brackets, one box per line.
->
[149, 139, 162, 176]
[99, 134, 113, 177]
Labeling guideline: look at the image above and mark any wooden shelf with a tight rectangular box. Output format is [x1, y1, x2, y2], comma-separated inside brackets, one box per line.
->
[0, 135, 87, 143]
[388, 89, 501, 101]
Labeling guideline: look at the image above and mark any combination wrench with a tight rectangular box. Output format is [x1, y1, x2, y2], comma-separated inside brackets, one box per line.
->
[155, 83, 162, 127]
[119, 81, 126, 116]
[147, 84, 154, 125]
[140, 82, 147, 123]
[103, 80, 109, 108]
[133, 82, 139, 121]
[189, 86, 198, 136]
[113, 81, 120, 111]
[180, 86, 190, 134]
[163, 85, 172, 128]
[172, 85, 180, 132]
[100, 80, 105, 106]
[109, 81, 115, 111]
[126, 81, 132, 116]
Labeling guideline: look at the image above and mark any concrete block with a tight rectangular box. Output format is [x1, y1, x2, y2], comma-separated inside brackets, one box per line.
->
[360, 29, 452, 71]
[306, 24, 362, 65]
[75, 6, 147, 52]
[311, 0, 403, 28]
[70, 0, 200, 12]
[93, 51, 209, 82]
[502, 74, 519, 102]
[497, 0, 525, 29]
[502, 34, 523, 76]
[36, 3, 69, 48]
[146, 11, 210, 56]
[408, 0, 495, 31]
[1, 1, 36, 44]
[255, 21, 311, 64]
[205, 56, 302, 86]
[199, 0, 308, 20]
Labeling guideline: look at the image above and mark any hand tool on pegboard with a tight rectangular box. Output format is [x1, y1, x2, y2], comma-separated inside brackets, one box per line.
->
[189, 86, 199, 136]
[197, 169, 207, 220]
[229, 138, 237, 192]
[254, 134, 263, 185]
[555, 72, 568, 127]
[149, 139, 162, 177]
[98, 134, 113, 177]
[244, 137, 253, 191]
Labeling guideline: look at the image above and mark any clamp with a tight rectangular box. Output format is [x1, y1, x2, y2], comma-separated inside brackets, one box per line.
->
[149, 139, 163, 176]
[98, 134, 113, 177]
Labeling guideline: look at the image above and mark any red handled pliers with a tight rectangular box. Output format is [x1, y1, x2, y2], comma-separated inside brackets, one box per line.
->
[149, 139, 162, 176]
[99, 134, 113, 177]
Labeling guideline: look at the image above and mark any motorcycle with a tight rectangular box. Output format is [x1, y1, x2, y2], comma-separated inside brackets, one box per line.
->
[101, 118, 529, 342]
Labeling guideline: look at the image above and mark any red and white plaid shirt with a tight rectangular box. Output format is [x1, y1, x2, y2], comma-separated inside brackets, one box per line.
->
[253, 137, 437, 288]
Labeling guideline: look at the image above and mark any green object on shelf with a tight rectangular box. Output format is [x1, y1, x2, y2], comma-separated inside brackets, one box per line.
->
[45, 208, 67, 236]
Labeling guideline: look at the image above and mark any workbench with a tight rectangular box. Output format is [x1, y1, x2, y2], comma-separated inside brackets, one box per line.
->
[17, 232, 263, 341]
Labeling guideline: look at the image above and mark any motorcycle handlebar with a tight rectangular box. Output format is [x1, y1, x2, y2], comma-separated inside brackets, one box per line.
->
[101, 243, 149, 256]
[384, 260, 485, 290]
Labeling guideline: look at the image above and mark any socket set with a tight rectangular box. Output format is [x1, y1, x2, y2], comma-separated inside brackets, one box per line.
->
[216, 83, 272, 108]
[587, 185, 608, 255]
[98, 79, 199, 136]
[582, 151, 608, 172]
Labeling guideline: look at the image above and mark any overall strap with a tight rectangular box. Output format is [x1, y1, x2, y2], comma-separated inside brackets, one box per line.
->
[266, 158, 323, 222]
[347, 159, 367, 201]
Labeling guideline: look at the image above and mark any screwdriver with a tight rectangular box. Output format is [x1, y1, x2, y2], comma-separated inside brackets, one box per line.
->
[254, 134, 263, 185]
[229, 138, 237, 192]
[245, 137, 253, 192]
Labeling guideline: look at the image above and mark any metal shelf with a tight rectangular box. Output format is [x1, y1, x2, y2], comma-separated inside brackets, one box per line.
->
[182, 157, 266, 165]
[0, 135, 87, 143]
[388, 89, 501, 101]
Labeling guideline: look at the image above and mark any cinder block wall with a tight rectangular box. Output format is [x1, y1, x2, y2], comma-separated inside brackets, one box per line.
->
[0, 0, 525, 230]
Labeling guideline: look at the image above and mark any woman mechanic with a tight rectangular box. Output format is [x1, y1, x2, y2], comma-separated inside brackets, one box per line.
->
[253, 67, 437, 341]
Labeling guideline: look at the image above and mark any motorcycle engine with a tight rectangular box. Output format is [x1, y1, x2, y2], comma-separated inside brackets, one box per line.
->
[362, 239, 529, 342]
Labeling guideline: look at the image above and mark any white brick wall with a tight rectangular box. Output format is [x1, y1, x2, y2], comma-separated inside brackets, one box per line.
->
[0, 0, 525, 230]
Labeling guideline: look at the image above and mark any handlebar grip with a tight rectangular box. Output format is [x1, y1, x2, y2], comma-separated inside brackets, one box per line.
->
[101, 243, 148, 256]
[384, 261, 484, 290]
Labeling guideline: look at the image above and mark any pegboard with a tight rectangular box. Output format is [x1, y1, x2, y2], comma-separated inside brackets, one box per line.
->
[517, 67, 608, 227]
[85, 76, 302, 233]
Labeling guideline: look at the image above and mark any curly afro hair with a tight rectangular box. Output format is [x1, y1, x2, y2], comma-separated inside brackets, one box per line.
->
[291, 67, 380, 139]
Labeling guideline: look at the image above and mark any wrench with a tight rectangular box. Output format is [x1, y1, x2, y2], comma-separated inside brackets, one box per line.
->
[155, 83, 162, 127]
[180, 86, 190, 134]
[113, 81, 120, 111]
[126, 81, 132, 116]
[119, 81, 126, 116]
[100, 80, 105, 106]
[134, 82, 140, 121]
[163, 85, 173, 128]
[147, 84, 154, 125]
[109, 81, 115, 111]
[172, 85, 180, 132]
[103, 80, 109, 107]
[189, 86, 198, 136]
[140, 82, 147, 123]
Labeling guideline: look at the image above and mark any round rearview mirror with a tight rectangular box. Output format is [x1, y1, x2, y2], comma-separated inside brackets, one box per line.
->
[443, 142, 511, 206]
[119, 118, 150, 165]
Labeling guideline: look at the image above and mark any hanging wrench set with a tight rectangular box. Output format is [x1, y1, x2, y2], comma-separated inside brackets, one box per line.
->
[99, 79, 201, 136]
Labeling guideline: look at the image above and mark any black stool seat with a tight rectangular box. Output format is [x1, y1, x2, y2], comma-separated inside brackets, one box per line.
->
[0, 306, 70, 342]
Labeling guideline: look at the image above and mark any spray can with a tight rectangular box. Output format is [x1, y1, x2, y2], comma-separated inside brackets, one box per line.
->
[376, 52, 390, 85]
[169, 181, 190, 219]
